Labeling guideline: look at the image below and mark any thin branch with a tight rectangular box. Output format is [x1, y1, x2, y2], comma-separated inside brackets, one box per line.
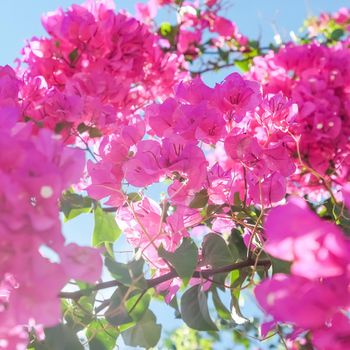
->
[58, 280, 123, 300]
[59, 258, 271, 300]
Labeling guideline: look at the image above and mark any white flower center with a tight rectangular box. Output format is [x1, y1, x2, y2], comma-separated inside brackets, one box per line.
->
[40, 186, 54, 199]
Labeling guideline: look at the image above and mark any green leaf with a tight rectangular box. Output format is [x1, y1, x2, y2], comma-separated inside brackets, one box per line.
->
[54, 121, 71, 134]
[228, 228, 248, 259]
[121, 310, 161, 349]
[77, 122, 89, 133]
[158, 238, 198, 285]
[127, 192, 142, 202]
[93, 206, 121, 248]
[168, 295, 181, 319]
[180, 285, 218, 331]
[235, 59, 250, 72]
[60, 192, 93, 222]
[126, 291, 151, 322]
[202, 233, 237, 290]
[105, 286, 133, 326]
[212, 288, 232, 321]
[88, 126, 103, 138]
[233, 191, 242, 207]
[86, 320, 119, 350]
[271, 257, 291, 274]
[33, 324, 83, 350]
[105, 256, 146, 289]
[189, 189, 209, 208]
[202, 233, 235, 268]
[69, 48, 79, 64]
[230, 270, 249, 325]
[249, 40, 260, 49]
[330, 28, 344, 41]
[218, 48, 229, 63]
[230, 293, 248, 325]
[63, 297, 94, 332]
[160, 22, 172, 37]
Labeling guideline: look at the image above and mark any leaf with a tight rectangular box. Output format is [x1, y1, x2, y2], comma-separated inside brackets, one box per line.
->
[189, 189, 209, 208]
[126, 292, 151, 322]
[106, 287, 152, 328]
[231, 293, 249, 325]
[212, 288, 232, 321]
[93, 206, 121, 247]
[33, 324, 83, 350]
[158, 238, 198, 285]
[160, 22, 172, 37]
[228, 228, 248, 259]
[77, 122, 89, 133]
[202, 233, 237, 290]
[69, 48, 79, 63]
[60, 191, 93, 222]
[218, 48, 229, 63]
[330, 28, 344, 41]
[180, 285, 218, 331]
[127, 192, 142, 202]
[105, 256, 146, 289]
[54, 121, 72, 134]
[63, 297, 94, 332]
[168, 295, 181, 319]
[105, 287, 133, 326]
[230, 270, 249, 325]
[88, 126, 103, 138]
[235, 59, 250, 72]
[121, 310, 162, 349]
[271, 257, 291, 274]
[86, 320, 119, 350]
[202, 233, 235, 268]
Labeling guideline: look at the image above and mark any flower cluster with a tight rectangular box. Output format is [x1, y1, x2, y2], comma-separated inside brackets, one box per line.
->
[18, 0, 186, 141]
[116, 197, 204, 301]
[88, 72, 297, 220]
[304, 7, 350, 40]
[255, 197, 350, 350]
[248, 42, 350, 192]
[136, 0, 249, 67]
[0, 65, 101, 348]
[86, 73, 297, 298]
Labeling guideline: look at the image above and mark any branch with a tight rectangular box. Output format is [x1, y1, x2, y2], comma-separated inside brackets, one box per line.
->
[191, 62, 236, 75]
[58, 280, 123, 300]
[59, 258, 271, 300]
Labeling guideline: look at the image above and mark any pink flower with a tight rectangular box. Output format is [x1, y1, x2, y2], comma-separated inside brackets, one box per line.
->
[342, 183, 350, 209]
[214, 73, 261, 122]
[211, 16, 236, 37]
[60, 243, 102, 284]
[177, 29, 201, 54]
[264, 197, 350, 279]
[212, 217, 235, 235]
[255, 274, 345, 329]
[312, 313, 350, 350]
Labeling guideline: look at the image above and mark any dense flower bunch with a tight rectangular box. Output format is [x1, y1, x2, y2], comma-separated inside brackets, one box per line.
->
[88, 72, 297, 218]
[18, 0, 186, 140]
[1, 1, 350, 350]
[255, 197, 350, 350]
[248, 42, 350, 192]
[0, 65, 102, 348]
[304, 7, 350, 40]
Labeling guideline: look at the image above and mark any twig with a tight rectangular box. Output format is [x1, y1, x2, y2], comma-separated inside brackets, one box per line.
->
[59, 258, 271, 300]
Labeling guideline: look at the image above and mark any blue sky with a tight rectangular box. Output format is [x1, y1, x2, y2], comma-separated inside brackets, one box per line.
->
[2, 0, 349, 348]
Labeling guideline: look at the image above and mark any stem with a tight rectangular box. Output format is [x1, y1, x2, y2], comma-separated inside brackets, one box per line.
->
[59, 258, 271, 300]
[58, 280, 123, 300]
